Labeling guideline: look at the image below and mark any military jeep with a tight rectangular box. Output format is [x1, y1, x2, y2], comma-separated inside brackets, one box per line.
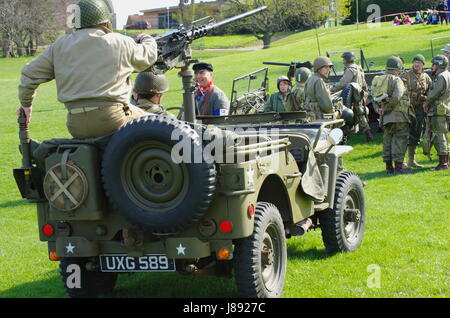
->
[14, 108, 366, 298]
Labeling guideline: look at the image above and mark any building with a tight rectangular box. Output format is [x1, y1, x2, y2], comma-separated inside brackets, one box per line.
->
[138, 1, 226, 30]
[139, 6, 180, 29]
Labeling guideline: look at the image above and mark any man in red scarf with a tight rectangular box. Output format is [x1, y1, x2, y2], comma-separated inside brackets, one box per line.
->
[193, 62, 230, 116]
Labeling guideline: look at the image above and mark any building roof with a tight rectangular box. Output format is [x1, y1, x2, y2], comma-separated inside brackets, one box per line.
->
[140, 6, 179, 14]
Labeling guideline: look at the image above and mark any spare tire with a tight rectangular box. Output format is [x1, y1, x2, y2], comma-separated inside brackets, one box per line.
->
[102, 115, 216, 234]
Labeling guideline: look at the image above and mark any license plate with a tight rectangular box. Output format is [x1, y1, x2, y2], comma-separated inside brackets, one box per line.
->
[100, 254, 176, 272]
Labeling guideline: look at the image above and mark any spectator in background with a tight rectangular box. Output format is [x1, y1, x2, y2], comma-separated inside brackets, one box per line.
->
[412, 11, 423, 24]
[404, 15, 412, 24]
[437, 0, 448, 25]
[431, 10, 440, 24]
[447, 0, 450, 22]
[393, 16, 401, 26]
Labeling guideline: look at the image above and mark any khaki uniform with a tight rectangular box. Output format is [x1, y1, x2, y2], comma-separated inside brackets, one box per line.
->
[331, 64, 370, 132]
[402, 69, 432, 146]
[19, 28, 157, 139]
[424, 70, 450, 156]
[195, 85, 230, 116]
[373, 71, 412, 162]
[304, 73, 334, 120]
[285, 84, 306, 111]
[263, 92, 287, 112]
[135, 99, 175, 117]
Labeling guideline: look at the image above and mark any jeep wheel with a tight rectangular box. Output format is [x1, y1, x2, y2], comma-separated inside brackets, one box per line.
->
[60, 258, 117, 298]
[102, 116, 216, 233]
[319, 171, 366, 254]
[233, 202, 287, 298]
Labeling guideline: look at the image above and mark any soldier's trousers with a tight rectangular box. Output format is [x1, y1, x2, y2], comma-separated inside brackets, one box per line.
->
[67, 104, 147, 139]
[409, 107, 426, 146]
[424, 116, 449, 156]
[382, 122, 410, 162]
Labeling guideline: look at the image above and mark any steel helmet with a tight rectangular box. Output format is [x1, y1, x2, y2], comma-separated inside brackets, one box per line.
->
[134, 72, 169, 95]
[431, 55, 449, 69]
[277, 76, 292, 90]
[386, 56, 404, 70]
[77, 0, 112, 29]
[295, 67, 312, 83]
[342, 51, 356, 63]
[412, 54, 426, 65]
[313, 57, 334, 72]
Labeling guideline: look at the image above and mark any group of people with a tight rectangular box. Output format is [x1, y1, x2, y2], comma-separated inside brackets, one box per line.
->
[393, 1, 450, 26]
[15, 0, 449, 174]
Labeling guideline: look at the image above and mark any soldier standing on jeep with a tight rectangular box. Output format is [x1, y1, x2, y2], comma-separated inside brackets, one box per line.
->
[331, 52, 373, 142]
[373, 56, 413, 174]
[401, 54, 432, 168]
[304, 57, 335, 120]
[16, 0, 158, 139]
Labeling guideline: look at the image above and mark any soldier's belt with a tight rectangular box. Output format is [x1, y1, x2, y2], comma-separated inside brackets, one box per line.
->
[68, 106, 102, 115]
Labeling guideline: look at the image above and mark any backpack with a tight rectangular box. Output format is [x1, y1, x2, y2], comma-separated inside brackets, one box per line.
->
[371, 75, 389, 102]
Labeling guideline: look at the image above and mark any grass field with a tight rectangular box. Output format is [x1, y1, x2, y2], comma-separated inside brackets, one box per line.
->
[0, 22, 449, 298]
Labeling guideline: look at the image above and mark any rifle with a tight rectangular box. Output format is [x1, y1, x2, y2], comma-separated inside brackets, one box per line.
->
[152, 6, 267, 74]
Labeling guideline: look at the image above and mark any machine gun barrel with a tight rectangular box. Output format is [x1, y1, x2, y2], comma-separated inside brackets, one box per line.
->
[263, 61, 313, 69]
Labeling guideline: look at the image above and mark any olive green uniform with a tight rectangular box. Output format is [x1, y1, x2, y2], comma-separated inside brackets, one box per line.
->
[18, 28, 158, 139]
[285, 84, 306, 111]
[304, 73, 334, 120]
[402, 69, 432, 146]
[135, 99, 174, 117]
[373, 71, 412, 163]
[331, 64, 370, 132]
[263, 92, 287, 112]
[424, 70, 450, 156]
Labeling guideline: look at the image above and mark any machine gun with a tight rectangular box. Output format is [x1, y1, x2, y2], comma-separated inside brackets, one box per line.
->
[263, 61, 313, 80]
[153, 6, 267, 74]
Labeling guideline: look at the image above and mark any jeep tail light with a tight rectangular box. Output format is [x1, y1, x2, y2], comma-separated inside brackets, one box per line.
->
[42, 224, 54, 236]
[217, 248, 231, 260]
[219, 220, 233, 233]
[49, 251, 60, 261]
[248, 204, 255, 218]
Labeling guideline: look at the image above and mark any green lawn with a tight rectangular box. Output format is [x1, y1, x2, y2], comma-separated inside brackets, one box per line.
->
[0, 22, 449, 298]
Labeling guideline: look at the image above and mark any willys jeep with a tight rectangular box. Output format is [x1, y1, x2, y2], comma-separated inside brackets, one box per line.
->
[13, 7, 366, 298]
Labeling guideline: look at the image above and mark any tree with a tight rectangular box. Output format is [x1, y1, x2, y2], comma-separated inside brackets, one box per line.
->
[0, 0, 58, 57]
[224, 0, 331, 49]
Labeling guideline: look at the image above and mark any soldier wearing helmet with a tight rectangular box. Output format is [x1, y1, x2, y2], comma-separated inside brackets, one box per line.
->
[262, 76, 292, 113]
[17, 0, 158, 139]
[423, 55, 450, 170]
[441, 44, 450, 58]
[401, 54, 432, 168]
[331, 51, 372, 141]
[285, 67, 311, 112]
[304, 56, 335, 120]
[132, 72, 173, 116]
[373, 56, 413, 174]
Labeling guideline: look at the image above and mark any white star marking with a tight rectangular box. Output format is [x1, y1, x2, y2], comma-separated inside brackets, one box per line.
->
[66, 242, 75, 254]
[176, 243, 186, 256]
[246, 166, 255, 185]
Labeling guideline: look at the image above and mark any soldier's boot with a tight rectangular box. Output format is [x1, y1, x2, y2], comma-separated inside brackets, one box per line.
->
[385, 161, 394, 174]
[430, 154, 449, 171]
[364, 130, 374, 142]
[407, 145, 424, 168]
[394, 162, 412, 174]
